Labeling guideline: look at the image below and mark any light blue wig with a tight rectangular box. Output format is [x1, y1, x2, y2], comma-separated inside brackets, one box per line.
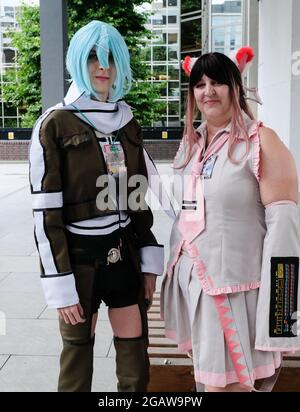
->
[66, 20, 132, 102]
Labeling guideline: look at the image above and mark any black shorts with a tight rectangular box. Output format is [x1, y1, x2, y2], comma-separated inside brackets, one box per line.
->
[66, 225, 141, 313]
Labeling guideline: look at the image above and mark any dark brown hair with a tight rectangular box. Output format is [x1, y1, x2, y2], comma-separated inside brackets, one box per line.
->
[182, 52, 254, 167]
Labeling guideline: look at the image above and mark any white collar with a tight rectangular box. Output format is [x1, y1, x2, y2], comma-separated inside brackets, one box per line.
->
[48, 82, 133, 134]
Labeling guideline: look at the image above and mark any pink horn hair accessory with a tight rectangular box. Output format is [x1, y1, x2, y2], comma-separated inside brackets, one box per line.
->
[230, 46, 255, 74]
[182, 55, 198, 76]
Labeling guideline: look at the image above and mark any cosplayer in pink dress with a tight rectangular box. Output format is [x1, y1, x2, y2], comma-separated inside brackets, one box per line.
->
[161, 48, 300, 392]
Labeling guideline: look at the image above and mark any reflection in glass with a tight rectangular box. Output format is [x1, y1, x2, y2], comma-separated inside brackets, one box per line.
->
[153, 46, 167, 61]
[182, 0, 202, 14]
[211, 0, 242, 13]
[211, 0, 243, 54]
[168, 65, 179, 80]
[181, 18, 201, 52]
[168, 47, 179, 61]
[163, 0, 177, 7]
[168, 101, 180, 116]
[153, 65, 167, 80]
[141, 47, 151, 61]
[168, 33, 178, 44]
[168, 81, 180, 97]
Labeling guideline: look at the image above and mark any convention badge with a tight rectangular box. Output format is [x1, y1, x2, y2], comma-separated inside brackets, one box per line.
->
[201, 154, 218, 179]
[269, 257, 299, 337]
[103, 143, 126, 175]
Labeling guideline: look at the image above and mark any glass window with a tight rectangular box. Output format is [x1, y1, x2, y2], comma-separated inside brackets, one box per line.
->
[168, 15, 177, 24]
[153, 46, 167, 61]
[4, 118, 18, 128]
[152, 30, 164, 44]
[167, 117, 181, 127]
[181, 18, 201, 52]
[141, 47, 151, 61]
[154, 116, 168, 127]
[211, 0, 242, 13]
[211, 2, 243, 54]
[168, 65, 179, 80]
[168, 101, 180, 116]
[4, 6, 14, 18]
[153, 65, 167, 80]
[158, 83, 167, 97]
[3, 49, 16, 65]
[168, 33, 178, 44]
[168, 81, 180, 97]
[152, 13, 164, 25]
[168, 47, 179, 61]
[4, 104, 17, 117]
[163, 0, 177, 7]
[182, 0, 202, 14]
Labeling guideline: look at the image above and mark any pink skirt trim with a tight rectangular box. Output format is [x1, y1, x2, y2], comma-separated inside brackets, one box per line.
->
[194, 352, 281, 387]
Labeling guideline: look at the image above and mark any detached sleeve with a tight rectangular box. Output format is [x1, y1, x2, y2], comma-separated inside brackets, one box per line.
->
[255, 202, 300, 351]
[29, 113, 79, 308]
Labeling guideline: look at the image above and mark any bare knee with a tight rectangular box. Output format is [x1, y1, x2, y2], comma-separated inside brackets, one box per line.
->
[109, 304, 142, 338]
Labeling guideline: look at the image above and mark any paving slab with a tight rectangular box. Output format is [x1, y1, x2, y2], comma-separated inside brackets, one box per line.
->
[0, 291, 46, 319]
[0, 355, 117, 392]
[0, 355, 9, 369]
[0, 318, 113, 358]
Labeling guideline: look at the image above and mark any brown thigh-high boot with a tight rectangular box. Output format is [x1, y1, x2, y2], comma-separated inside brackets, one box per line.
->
[58, 334, 95, 392]
[114, 336, 149, 392]
[113, 278, 150, 392]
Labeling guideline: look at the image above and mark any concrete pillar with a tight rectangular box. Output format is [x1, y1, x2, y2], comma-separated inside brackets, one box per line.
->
[290, 0, 300, 180]
[257, 0, 300, 179]
[40, 0, 68, 111]
[245, 0, 259, 118]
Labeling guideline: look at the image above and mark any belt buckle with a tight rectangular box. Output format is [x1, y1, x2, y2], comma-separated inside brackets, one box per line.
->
[107, 247, 122, 265]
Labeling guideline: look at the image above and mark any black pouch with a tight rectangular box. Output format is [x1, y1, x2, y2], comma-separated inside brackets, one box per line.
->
[67, 225, 141, 293]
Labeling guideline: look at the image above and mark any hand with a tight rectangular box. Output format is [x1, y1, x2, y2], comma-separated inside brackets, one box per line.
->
[57, 303, 86, 325]
[143, 273, 156, 311]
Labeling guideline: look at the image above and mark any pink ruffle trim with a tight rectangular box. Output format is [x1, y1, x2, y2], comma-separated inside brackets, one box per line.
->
[186, 242, 261, 296]
[250, 121, 263, 182]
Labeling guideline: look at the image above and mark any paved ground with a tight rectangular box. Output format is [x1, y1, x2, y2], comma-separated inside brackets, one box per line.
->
[0, 161, 173, 392]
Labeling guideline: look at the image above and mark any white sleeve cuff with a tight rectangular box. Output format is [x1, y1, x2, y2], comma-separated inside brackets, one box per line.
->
[139, 245, 164, 276]
[41, 273, 79, 308]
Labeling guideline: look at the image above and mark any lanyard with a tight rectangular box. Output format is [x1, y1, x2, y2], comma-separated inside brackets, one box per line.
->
[70, 103, 120, 148]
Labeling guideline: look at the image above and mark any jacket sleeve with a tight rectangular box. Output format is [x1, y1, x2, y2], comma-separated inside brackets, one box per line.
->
[128, 120, 164, 276]
[29, 113, 79, 308]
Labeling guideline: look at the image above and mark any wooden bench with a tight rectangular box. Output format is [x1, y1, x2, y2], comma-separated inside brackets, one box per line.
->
[147, 292, 195, 392]
[147, 292, 300, 392]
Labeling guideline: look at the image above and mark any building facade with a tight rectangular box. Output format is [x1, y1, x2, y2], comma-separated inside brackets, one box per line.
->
[142, 0, 181, 127]
[0, 0, 20, 127]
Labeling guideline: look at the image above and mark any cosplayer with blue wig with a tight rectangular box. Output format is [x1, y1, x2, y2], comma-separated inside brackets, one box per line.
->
[29, 20, 171, 392]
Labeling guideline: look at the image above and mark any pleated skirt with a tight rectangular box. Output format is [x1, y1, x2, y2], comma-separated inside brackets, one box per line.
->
[161, 252, 281, 388]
